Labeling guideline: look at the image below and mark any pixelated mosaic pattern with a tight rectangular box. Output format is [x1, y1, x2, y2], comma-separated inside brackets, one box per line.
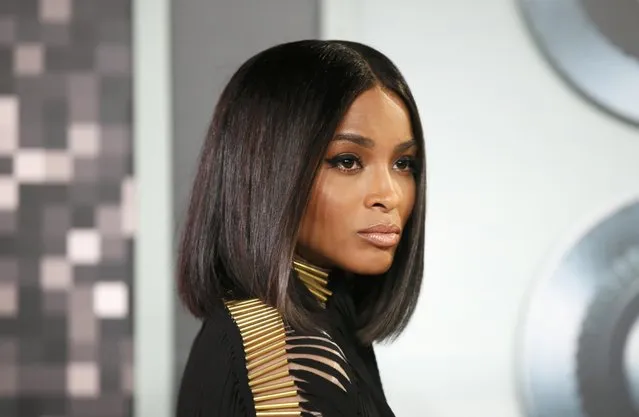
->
[0, 0, 134, 416]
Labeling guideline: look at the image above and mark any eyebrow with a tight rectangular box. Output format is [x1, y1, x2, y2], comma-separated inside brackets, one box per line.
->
[332, 133, 416, 151]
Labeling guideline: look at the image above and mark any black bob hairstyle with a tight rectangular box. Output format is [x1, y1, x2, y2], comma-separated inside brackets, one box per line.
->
[178, 40, 426, 344]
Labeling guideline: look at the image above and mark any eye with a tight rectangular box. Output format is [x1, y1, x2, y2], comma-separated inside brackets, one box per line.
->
[394, 156, 416, 173]
[325, 154, 362, 172]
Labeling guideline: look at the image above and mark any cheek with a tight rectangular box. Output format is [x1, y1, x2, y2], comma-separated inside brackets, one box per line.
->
[306, 178, 354, 234]
[298, 173, 361, 253]
[400, 178, 417, 223]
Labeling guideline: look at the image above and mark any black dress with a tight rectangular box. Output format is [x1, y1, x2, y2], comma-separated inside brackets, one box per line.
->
[176, 275, 396, 417]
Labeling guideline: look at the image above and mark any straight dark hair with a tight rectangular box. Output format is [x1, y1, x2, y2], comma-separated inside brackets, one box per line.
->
[177, 40, 426, 344]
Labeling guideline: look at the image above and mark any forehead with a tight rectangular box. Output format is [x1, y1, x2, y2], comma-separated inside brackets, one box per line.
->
[336, 86, 413, 142]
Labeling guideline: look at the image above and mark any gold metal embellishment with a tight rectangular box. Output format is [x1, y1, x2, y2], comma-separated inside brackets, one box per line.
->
[224, 299, 302, 417]
[293, 259, 332, 304]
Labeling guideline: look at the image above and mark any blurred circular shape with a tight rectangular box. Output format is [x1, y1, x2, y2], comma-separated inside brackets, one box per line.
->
[575, 262, 639, 417]
[627, 319, 639, 410]
[517, 198, 639, 417]
[581, 0, 639, 59]
[518, 0, 639, 125]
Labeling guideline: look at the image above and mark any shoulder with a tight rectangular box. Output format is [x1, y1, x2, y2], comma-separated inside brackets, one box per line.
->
[188, 301, 240, 351]
[177, 300, 267, 417]
[185, 297, 283, 363]
[179, 303, 244, 381]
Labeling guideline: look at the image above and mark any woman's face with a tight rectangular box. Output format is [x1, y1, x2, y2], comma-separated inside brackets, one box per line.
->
[297, 86, 417, 275]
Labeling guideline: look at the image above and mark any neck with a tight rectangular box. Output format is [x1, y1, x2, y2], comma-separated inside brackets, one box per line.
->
[292, 257, 332, 304]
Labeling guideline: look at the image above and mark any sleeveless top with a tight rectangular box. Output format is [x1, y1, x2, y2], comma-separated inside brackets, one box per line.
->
[176, 261, 396, 417]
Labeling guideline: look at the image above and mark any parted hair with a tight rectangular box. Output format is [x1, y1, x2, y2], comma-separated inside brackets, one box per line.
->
[177, 40, 426, 344]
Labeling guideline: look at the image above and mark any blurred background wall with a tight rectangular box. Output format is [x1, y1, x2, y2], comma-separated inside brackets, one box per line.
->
[171, 0, 320, 396]
[0, 1, 637, 417]
[0, 0, 134, 416]
[321, 1, 639, 416]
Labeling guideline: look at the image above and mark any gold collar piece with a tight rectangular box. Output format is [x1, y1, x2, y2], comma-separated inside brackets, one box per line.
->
[292, 259, 332, 303]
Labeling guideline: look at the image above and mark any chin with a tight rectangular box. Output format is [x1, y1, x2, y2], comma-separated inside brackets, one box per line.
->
[342, 250, 395, 276]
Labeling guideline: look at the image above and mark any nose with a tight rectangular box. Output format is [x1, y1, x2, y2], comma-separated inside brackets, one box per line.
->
[364, 168, 401, 212]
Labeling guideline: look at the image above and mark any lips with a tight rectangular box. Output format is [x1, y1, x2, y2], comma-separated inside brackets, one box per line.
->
[357, 224, 401, 248]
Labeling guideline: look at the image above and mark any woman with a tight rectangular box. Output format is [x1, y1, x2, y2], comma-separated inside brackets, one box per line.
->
[176, 40, 426, 417]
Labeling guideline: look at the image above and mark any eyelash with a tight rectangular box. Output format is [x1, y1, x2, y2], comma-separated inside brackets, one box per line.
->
[325, 154, 417, 174]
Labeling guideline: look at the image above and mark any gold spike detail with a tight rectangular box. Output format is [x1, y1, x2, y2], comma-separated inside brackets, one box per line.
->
[254, 389, 298, 403]
[243, 316, 282, 337]
[245, 332, 286, 355]
[226, 299, 262, 311]
[307, 287, 328, 303]
[243, 322, 282, 340]
[293, 260, 329, 278]
[227, 297, 261, 307]
[247, 347, 286, 371]
[233, 304, 278, 319]
[252, 380, 295, 395]
[228, 302, 268, 317]
[235, 309, 279, 326]
[293, 258, 332, 304]
[246, 339, 286, 362]
[298, 274, 332, 296]
[224, 299, 301, 416]
[243, 321, 282, 343]
[256, 402, 300, 411]
[294, 268, 329, 286]
[248, 358, 288, 381]
[244, 327, 286, 353]
[250, 370, 290, 387]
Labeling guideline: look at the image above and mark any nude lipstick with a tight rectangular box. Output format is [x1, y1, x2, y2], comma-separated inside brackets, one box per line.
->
[357, 224, 401, 248]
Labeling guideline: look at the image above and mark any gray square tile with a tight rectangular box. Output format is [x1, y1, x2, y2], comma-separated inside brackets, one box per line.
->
[0, 48, 13, 74]
[0, 258, 18, 282]
[73, 265, 98, 284]
[96, 0, 130, 20]
[70, 183, 100, 205]
[0, 338, 17, 362]
[19, 337, 45, 362]
[96, 43, 130, 74]
[99, 155, 127, 181]
[0, 17, 16, 44]
[43, 122, 67, 149]
[0, 364, 17, 396]
[40, 0, 73, 24]
[100, 125, 130, 156]
[74, 158, 99, 183]
[41, 24, 69, 46]
[18, 125, 44, 149]
[20, 364, 66, 394]
[46, 44, 94, 72]
[67, 73, 99, 123]
[69, 342, 97, 362]
[41, 232, 67, 256]
[43, 204, 70, 238]
[0, 73, 14, 95]
[68, 20, 96, 48]
[0, 157, 13, 175]
[0, 211, 17, 234]
[16, 19, 41, 42]
[99, 76, 131, 124]
[72, 205, 95, 228]
[101, 238, 126, 262]
[98, 19, 130, 44]
[42, 291, 67, 315]
[16, 0, 38, 19]
[42, 97, 68, 126]
[97, 183, 121, 204]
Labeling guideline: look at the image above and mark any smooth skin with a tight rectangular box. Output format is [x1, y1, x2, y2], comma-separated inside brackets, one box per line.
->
[297, 86, 417, 275]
